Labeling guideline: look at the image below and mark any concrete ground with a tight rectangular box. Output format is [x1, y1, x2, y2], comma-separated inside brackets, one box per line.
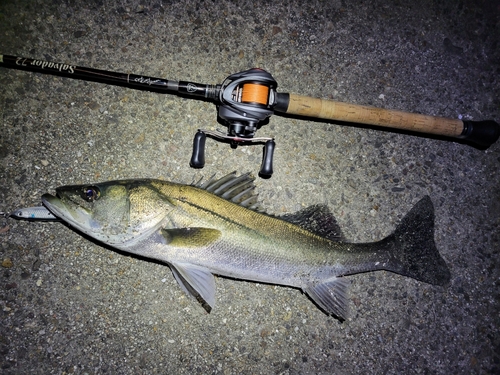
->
[1, 0, 498, 373]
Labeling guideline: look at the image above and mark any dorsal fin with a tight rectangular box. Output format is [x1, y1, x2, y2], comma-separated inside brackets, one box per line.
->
[280, 204, 344, 241]
[195, 172, 265, 212]
[195, 173, 342, 240]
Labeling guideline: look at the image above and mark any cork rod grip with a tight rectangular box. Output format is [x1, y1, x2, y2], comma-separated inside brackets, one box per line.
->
[285, 93, 464, 137]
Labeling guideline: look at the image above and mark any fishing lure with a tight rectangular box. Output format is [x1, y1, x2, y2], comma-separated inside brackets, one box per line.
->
[9, 206, 58, 220]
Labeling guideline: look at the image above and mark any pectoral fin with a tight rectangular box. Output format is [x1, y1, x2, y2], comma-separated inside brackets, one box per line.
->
[304, 277, 350, 320]
[161, 227, 221, 248]
[170, 262, 216, 312]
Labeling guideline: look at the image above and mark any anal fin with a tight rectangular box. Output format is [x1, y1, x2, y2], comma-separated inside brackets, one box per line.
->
[304, 277, 350, 320]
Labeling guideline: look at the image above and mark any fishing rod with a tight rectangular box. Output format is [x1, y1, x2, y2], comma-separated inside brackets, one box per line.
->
[1, 54, 498, 177]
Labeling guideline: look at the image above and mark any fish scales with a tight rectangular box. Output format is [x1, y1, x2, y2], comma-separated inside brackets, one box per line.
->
[150, 181, 357, 281]
[150, 181, 406, 282]
[40, 172, 450, 320]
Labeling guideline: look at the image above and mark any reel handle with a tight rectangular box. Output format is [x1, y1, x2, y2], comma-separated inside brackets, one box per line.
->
[259, 140, 275, 178]
[189, 130, 276, 177]
[190, 130, 206, 169]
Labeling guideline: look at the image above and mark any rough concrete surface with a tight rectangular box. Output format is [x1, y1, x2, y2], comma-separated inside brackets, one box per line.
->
[0, 0, 499, 373]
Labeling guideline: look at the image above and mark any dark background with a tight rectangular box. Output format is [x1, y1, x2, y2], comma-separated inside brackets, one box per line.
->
[1, 0, 498, 373]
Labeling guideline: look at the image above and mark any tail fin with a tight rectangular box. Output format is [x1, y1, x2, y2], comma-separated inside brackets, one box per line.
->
[304, 196, 449, 319]
[390, 196, 450, 286]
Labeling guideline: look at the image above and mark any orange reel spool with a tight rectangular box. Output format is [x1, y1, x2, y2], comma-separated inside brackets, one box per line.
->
[241, 83, 270, 105]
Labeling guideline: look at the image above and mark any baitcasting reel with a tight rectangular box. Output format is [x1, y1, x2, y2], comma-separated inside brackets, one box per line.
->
[189, 68, 278, 177]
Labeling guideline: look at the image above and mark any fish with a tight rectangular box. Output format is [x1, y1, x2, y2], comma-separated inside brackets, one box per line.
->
[41, 172, 450, 319]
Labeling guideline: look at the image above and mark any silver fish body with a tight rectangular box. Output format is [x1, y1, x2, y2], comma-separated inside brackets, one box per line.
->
[41, 172, 450, 319]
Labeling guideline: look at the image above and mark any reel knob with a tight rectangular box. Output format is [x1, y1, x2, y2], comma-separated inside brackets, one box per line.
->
[190, 130, 206, 169]
[259, 140, 275, 178]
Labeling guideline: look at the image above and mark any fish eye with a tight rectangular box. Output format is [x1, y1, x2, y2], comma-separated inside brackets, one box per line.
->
[81, 186, 100, 202]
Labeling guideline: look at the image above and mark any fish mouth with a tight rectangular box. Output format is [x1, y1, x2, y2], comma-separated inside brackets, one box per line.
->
[41, 193, 67, 218]
[41, 193, 101, 233]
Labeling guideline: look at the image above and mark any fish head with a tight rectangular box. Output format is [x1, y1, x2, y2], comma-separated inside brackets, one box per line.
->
[41, 180, 174, 246]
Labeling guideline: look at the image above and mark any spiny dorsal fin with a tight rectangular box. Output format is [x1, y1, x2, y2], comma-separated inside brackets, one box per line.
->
[195, 172, 265, 212]
[194, 173, 342, 239]
[280, 204, 344, 241]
